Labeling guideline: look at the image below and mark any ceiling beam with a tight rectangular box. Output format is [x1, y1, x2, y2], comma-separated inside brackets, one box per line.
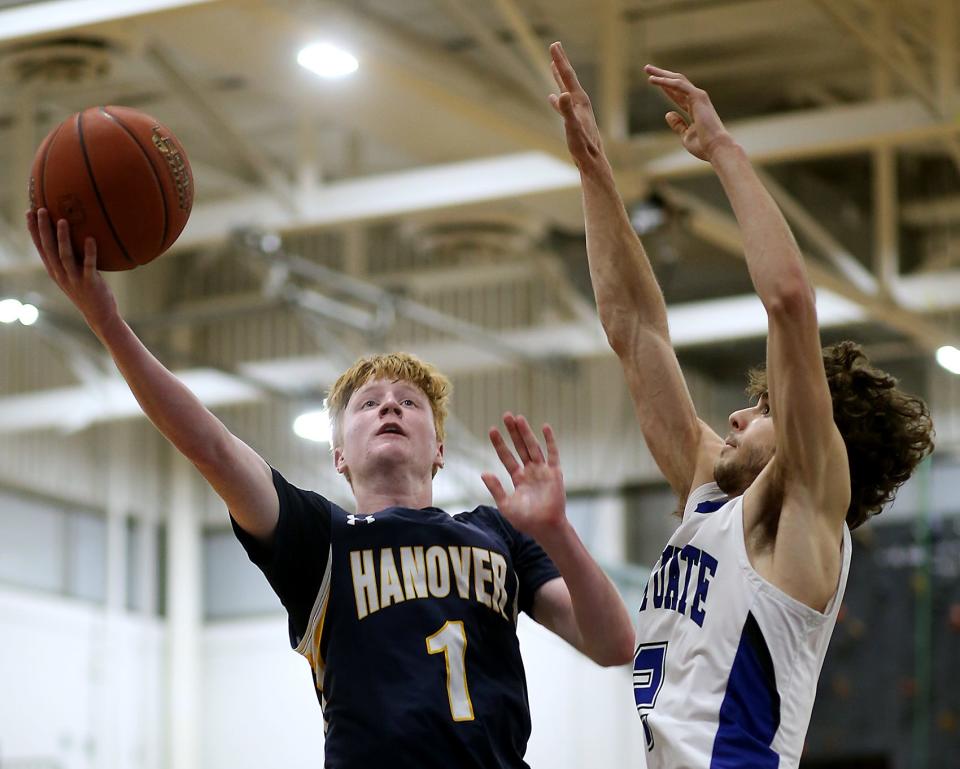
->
[657, 184, 958, 353]
[754, 168, 879, 295]
[7, 266, 960, 434]
[437, 0, 549, 105]
[0, 0, 220, 42]
[638, 95, 960, 178]
[599, 0, 628, 143]
[143, 41, 300, 215]
[489, 0, 556, 91]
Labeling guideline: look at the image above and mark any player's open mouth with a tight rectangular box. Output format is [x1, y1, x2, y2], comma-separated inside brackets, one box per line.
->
[377, 423, 406, 437]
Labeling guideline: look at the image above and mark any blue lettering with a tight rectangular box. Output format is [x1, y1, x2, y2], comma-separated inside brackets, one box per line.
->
[664, 548, 681, 611]
[677, 545, 701, 615]
[690, 552, 718, 627]
[651, 546, 674, 609]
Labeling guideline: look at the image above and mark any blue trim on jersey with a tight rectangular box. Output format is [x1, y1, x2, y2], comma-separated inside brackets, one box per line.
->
[710, 612, 781, 768]
[694, 498, 728, 514]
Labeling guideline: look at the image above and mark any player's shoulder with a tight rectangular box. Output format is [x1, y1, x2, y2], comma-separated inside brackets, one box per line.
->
[271, 466, 346, 517]
[681, 481, 731, 518]
[454, 504, 515, 539]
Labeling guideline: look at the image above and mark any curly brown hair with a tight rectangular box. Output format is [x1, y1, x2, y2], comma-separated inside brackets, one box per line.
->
[747, 341, 934, 529]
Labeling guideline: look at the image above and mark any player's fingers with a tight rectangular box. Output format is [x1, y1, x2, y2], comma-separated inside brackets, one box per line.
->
[548, 92, 564, 115]
[514, 415, 545, 463]
[551, 60, 564, 91]
[558, 93, 585, 129]
[36, 208, 58, 256]
[27, 211, 57, 281]
[57, 218, 79, 280]
[83, 237, 98, 282]
[550, 41, 583, 92]
[481, 472, 508, 509]
[665, 111, 688, 135]
[644, 64, 687, 81]
[25, 210, 43, 253]
[503, 412, 532, 464]
[489, 427, 522, 477]
[543, 423, 560, 467]
[647, 75, 692, 97]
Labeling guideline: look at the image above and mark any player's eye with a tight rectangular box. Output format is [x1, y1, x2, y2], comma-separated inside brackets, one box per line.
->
[361, 399, 377, 408]
[401, 398, 416, 407]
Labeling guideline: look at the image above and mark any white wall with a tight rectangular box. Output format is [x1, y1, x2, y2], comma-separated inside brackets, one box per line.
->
[0, 588, 164, 769]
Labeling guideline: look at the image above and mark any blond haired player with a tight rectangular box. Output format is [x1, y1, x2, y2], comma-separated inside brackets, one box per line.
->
[26, 209, 635, 769]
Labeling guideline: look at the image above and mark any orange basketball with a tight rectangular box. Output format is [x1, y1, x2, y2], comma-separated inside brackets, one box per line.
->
[28, 106, 194, 271]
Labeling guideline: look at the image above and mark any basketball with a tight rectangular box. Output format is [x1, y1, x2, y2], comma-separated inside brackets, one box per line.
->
[28, 106, 194, 271]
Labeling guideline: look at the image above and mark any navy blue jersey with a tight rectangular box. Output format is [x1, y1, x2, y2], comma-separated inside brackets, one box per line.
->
[232, 467, 561, 769]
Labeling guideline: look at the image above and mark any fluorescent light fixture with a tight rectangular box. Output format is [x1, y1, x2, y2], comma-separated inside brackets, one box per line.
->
[297, 42, 358, 79]
[936, 345, 960, 375]
[293, 408, 333, 443]
[0, 299, 21, 324]
[18, 304, 39, 326]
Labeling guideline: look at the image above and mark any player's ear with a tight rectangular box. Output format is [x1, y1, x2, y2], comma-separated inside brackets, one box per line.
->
[434, 441, 444, 472]
[334, 445, 348, 476]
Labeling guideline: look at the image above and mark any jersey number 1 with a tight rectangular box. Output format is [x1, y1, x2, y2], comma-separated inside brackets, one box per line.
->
[426, 620, 475, 722]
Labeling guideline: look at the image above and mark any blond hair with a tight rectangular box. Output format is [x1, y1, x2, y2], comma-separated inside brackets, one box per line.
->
[326, 352, 452, 447]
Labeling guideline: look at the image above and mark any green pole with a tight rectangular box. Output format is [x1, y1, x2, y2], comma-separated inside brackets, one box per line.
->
[912, 456, 933, 769]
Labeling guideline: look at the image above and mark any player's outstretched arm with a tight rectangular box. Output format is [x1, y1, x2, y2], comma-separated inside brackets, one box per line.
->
[644, 68, 849, 550]
[482, 414, 634, 666]
[27, 209, 280, 541]
[550, 42, 721, 499]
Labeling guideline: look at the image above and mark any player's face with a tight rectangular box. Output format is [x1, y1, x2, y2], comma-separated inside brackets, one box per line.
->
[713, 392, 775, 496]
[334, 378, 444, 483]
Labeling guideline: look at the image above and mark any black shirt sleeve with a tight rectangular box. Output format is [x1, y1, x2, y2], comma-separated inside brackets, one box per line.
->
[230, 467, 333, 648]
[484, 507, 561, 620]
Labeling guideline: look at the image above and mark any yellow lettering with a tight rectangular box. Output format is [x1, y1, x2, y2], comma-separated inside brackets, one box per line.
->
[489, 552, 509, 619]
[448, 546, 472, 599]
[400, 546, 428, 599]
[425, 545, 451, 597]
[350, 550, 378, 619]
[379, 549, 405, 608]
[473, 548, 492, 608]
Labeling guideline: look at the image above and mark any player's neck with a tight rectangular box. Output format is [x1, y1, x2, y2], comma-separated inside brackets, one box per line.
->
[352, 470, 435, 514]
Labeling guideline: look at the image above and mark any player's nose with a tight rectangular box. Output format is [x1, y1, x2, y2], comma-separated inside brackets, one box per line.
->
[728, 407, 750, 431]
[379, 396, 402, 416]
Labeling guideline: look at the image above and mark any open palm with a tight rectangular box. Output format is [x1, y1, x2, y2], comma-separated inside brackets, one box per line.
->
[644, 64, 731, 163]
[27, 208, 119, 334]
[548, 42, 606, 173]
[482, 413, 566, 541]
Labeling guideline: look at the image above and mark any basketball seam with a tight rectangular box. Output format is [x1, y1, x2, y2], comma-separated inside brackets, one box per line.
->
[100, 107, 169, 256]
[77, 110, 135, 266]
[38, 121, 65, 210]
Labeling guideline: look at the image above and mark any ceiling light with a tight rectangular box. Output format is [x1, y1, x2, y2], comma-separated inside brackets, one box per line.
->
[0, 298, 22, 324]
[18, 303, 38, 326]
[297, 42, 358, 79]
[293, 408, 332, 443]
[936, 345, 960, 375]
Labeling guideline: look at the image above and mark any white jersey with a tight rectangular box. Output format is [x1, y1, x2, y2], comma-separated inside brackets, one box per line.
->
[633, 482, 851, 769]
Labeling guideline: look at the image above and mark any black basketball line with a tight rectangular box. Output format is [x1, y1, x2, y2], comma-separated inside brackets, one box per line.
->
[101, 107, 169, 254]
[77, 110, 135, 266]
[37, 121, 65, 211]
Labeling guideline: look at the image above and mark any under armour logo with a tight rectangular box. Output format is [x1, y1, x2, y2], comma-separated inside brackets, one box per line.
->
[347, 514, 376, 526]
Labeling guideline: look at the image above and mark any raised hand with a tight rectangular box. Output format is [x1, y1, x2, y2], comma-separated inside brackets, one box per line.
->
[548, 41, 607, 174]
[644, 65, 734, 163]
[482, 413, 566, 542]
[26, 208, 119, 335]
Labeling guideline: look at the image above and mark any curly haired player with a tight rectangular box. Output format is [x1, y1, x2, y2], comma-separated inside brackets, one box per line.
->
[548, 41, 934, 769]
